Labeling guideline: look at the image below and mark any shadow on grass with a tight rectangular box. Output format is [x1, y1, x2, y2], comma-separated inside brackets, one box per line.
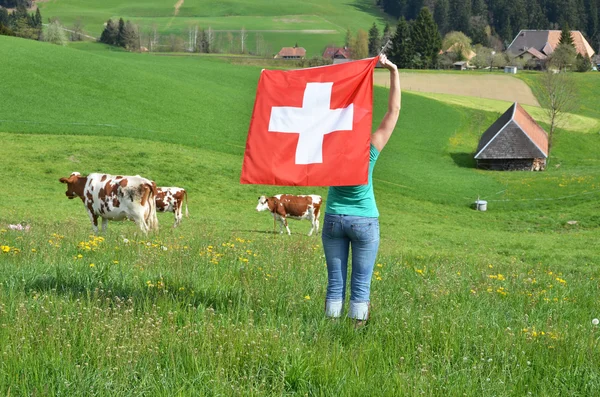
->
[345, 0, 388, 22]
[450, 152, 476, 168]
[25, 272, 245, 312]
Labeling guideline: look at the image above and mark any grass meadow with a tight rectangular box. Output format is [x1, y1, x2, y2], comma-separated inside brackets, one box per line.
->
[2, 35, 600, 395]
[37, 0, 391, 56]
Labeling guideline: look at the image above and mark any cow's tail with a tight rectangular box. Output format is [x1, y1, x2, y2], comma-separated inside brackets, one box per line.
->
[184, 190, 189, 218]
[142, 183, 159, 232]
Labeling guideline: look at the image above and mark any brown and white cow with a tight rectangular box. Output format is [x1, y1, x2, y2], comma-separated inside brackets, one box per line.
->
[59, 172, 159, 234]
[155, 187, 189, 228]
[256, 194, 322, 236]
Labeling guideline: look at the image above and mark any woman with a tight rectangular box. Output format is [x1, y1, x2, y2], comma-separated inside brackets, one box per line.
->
[322, 53, 401, 325]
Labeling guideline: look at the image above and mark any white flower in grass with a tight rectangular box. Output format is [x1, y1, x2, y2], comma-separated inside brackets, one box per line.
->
[592, 318, 599, 326]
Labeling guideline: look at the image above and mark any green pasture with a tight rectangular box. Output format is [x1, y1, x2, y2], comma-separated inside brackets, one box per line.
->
[2, 36, 600, 395]
[517, 72, 600, 124]
[37, 0, 389, 55]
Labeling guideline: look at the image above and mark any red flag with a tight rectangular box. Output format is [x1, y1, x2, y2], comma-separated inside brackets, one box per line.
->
[240, 57, 379, 186]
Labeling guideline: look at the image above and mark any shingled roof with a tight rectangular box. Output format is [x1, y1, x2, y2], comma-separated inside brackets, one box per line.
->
[475, 103, 548, 160]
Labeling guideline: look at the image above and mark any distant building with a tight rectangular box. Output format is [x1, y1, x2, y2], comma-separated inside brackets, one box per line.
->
[322, 46, 352, 60]
[475, 103, 548, 171]
[453, 61, 468, 70]
[507, 30, 596, 63]
[274, 46, 306, 60]
[504, 66, 518, 74]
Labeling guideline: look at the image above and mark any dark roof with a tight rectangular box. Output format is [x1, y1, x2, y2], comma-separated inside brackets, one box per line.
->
[322, 46, 351, 59]
[475, 103, 548, 159]
[516, 47, 547, 60]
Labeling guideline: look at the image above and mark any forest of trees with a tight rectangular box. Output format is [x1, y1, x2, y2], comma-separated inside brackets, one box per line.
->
[0, 4, 42, 39]
[378, 0, 600, 51]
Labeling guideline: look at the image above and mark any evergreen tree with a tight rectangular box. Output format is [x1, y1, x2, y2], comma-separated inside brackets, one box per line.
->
[389, 17, 414, 68]
[559, 23, 575, 46]
[472, 0, 487, 16]
[100, 18, 118, 45]
[0, 8, 9, 27]
[406, 0, 424, 20]
[575, 52, 592, 71]
[117, 17, 126, 47]
[434, 0, 449, 35]
[34, 7, 41, 29]
[382, 22, 392, 44]
[526, 0, 548, 30]
[412, 7, 442, 68]
[449, 0, 471, 34]
[368, 22, 381, 56]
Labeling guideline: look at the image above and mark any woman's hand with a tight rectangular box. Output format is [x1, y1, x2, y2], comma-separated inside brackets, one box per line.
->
[379, 54, 398, 73]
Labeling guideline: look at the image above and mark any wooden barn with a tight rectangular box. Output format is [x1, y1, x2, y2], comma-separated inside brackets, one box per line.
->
[474, 103, 548, 171]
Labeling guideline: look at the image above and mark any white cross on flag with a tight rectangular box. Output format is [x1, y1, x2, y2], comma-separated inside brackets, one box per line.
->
[240, 57, 378, 186]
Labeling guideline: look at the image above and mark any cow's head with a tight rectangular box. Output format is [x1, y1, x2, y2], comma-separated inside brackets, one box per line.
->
[59, 172, 86, 200]
[256, 195, 271, 212]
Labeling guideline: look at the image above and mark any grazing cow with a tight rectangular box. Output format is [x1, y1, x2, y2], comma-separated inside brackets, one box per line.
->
[256, 194, 322, 236]
[155, 187, 189, 228]
[59, 172, 159, 234]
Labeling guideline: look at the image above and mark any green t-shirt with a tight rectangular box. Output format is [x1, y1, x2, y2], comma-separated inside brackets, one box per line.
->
[325, 144, 380, 217]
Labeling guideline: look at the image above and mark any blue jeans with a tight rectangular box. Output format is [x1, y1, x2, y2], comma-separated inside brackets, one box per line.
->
[321, 213, 380, 320]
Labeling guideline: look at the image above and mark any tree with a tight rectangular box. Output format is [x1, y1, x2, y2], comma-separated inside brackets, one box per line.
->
[382, 22, 392, 45]
[354, 29, 369, 59]
[116, 18, 126, 47]
[448, 0, 471, 34]
[412, 7, 442, 68]
[442, 31, 472, 58]
[70, 17, 84, 41]
[575, 52, 592, 71]
[33, 7, 42, 29]
[240, 27, 247, 53]
[470, 45, 493, 68]
[42, 19, 67, 45]
[122, 20, 139, 50]
[434, 0, 449, 35]
[548, 43, 577, 71]
[344, 27, 352, 47]
[0, 7, 9, 27]
[559, 23, 575, 46]
[368, 22, 381, 56]
[389, 17, 414, 68]
[538, 71, 578, 156]
[100, 19, 118, 45]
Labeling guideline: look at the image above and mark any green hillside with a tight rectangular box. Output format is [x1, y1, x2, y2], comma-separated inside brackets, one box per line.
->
[36, 0, 391, 56]
[2, 35, 600, 395]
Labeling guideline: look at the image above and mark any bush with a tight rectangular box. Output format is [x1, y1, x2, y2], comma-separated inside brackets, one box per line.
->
[42, 20, 67, 46]
[575, 53, 592, 72]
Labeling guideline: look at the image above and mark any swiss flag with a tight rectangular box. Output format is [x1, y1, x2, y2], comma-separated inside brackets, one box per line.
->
[240, 57, 379, 186]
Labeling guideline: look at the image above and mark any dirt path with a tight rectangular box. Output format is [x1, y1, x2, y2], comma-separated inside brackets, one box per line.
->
[374, 72, 540, 107]
[174, 0, 184, 16]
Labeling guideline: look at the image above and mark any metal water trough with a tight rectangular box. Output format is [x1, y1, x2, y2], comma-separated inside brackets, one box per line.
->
[474, 199, 487, 211]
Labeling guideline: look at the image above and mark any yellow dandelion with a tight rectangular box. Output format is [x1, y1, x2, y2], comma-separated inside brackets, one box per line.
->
[304, 295, 310, 300]
[31, 248, 36, 253]
[377, 263, 383, 268]
[89, 263, 95, 268]
[113, 260, 119, 264]
[77, 254, 83, 258]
